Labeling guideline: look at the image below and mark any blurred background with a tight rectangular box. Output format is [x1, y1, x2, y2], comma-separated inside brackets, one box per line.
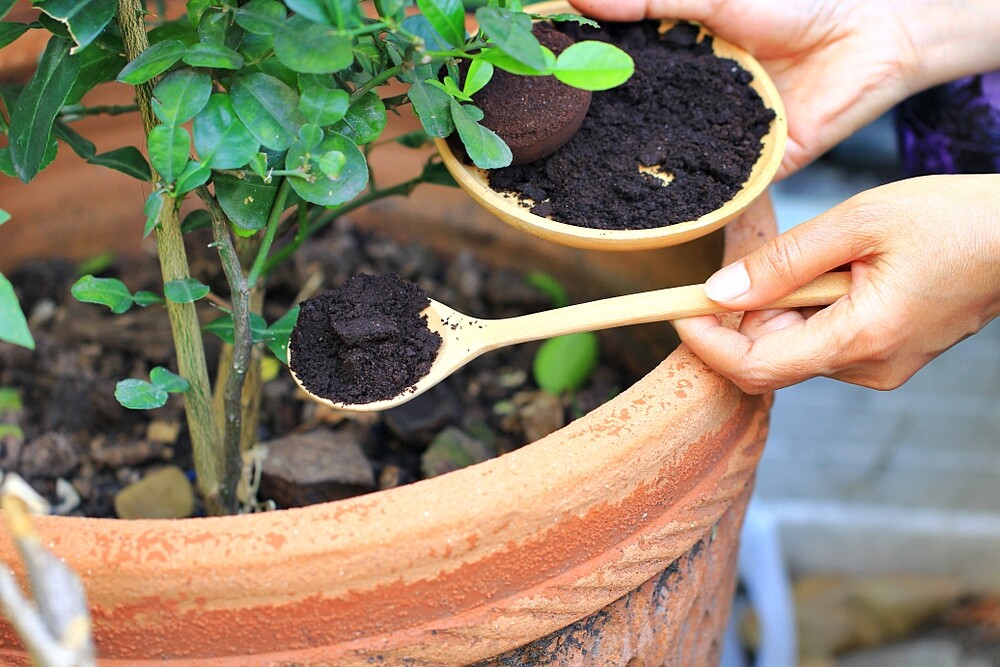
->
[727, 111, 1000, 666]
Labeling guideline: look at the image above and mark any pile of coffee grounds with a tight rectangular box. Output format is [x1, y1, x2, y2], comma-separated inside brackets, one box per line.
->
[487, 21, 776, 230]
[473, 23, 591, 166]
[288, 273, 442, 405]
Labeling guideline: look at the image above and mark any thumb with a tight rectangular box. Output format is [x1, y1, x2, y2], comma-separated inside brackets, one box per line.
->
[703, 214, 865, 309]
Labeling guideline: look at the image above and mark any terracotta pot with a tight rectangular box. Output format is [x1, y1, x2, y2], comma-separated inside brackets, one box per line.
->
[0, 9, 777, 664]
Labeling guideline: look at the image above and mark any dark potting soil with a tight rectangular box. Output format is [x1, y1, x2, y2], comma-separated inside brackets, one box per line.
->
[472, 23, 591, 166]
[486, 21, 776, 230]
[288, 273, 442, 405]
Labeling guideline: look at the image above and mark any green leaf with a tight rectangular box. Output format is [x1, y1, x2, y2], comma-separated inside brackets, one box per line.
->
[265, 305, 299, 362]
[450, 99, 511, 169]
[463, 59, 494, 97]
[0, 273, 34, 350]
[163, 278, 209, 304]
[324, 0, 361, 29]
[0, 208, 9, 225]
[214, 171, 278, 233]
[235, 0, 287, 35]
[203, 312, 269, 344]
[532, 332, 599, 395]
[552, 41, 634, 91]
[0, 387, 22, 412]
[53, 120, 96, 159]
[148, 123, 191, 182]
[394, 129, 432, 148]
[71, 275, 134, 314]
[66, 33, 126, 104]
[532, 13, 599, 28]
[133, 290, 164, 306]
[286, 131, 368, 206]
[180, 208, 213, 234]
[0, 1, 17, 20]
[36, 0, 116, 53]
[114, 379, 168, 410]
[0, 22, 29, 49]
[89, 146, 152, 181]
[331, 92, 386, 145]
[117, 39, 186, 84]
[475, 7, 546, 72]
[284, 0, 329, 24]
[193, 94, 260, 169]
[151, 69, 213, 126]
[298, 85, 349, 126]
[408, 79, 454, 138]
[477, 45, 553, 76]
[182, 42, 244, 70]
[149, 366, 190, 393]
[8, 36, 80, 183]
[229, 72, 305, 151]
[274, 16, 353, 74]
[174, 160, 212, 194]
[143, 190, 166, 237]
[525, 271, 569, 308]
[415, 0, 465, 48]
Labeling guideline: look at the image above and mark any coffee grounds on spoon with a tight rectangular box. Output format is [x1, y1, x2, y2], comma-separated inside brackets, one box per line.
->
[288, 273, 442, 405]
[486, 21, 776, 230]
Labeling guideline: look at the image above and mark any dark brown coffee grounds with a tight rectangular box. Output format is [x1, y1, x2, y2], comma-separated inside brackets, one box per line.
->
[472, 23, 591, 166]
[486, 21, 776, 230]
[288, 273, 442, 405]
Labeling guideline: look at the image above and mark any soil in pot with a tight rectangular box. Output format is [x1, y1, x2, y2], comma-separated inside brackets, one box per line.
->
[482, 20, 776, 230]
[0, 219, 654, 517]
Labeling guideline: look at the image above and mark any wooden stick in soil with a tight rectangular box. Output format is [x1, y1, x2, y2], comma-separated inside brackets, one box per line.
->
[116, 0, 232, 515]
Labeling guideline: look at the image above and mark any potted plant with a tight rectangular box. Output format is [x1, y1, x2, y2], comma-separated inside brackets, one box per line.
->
[0, 0, 777, 663]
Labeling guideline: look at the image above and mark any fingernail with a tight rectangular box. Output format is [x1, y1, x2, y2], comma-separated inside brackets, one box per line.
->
[705, 262, 751, 302]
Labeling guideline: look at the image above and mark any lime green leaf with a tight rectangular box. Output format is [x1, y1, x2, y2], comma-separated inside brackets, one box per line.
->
[66, 32, 125, 103]
[117, 39, 186, 84]
[532, 332, 599, 395]
[286, 131, 368, 206]
[143, 190, 166, 237]
[249, 152, 268, 179]
[331, 92, 386, 145]
[0, 387, 22, 412]
[477, 45, 554, 76]
[324, 0, 361, 29]
[0, 22, 30, 49]
[115, 379, 168, 410]
[203, 312, 269, 344]
[274, 16, 353, 74]
[297, 123, 323, 151]
[475, 7, 546, 72]
[149, 366, 190, 393]
[8, 36, 79, 183]
[408, 79, 454, 137]
[229, 72, 305, 151]
[174, 161, 212, 194]
[164, 278, 210, 303]
[180, 209, 213, 234]
[298, 85, 349, 126]
[415, 0, 465, 48]
[89, 146, 152, 181]
[36, 0, 116, 53]
[284, 0, 328, 24]
[316, 150, 346, 178]
[525, 271, 569, 308]
[450, 99, 511, 169]
[147, 123, 190, 182]
[553, 41, 634, 91]
[463, 59, 494, 97]
[235, 0, 286, 35]
[0, 208, 9, 225]
[71, 275, 134, 314]
[182, 42, 244, 70]
[133, 290, 164, 306]
[394, 130, 431, 148]
[0, 273, 34, 349]
[193, 94, 259, 169]
[151, 69, 212, 125]
[265, 305, 299, 362]
[531, 13, 599, 28]
[214, 171, 278, 233]
[52, 120, 96, 159]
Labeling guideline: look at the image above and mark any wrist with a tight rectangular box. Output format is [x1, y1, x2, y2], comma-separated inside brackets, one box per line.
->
[899, 0, 1000, 94]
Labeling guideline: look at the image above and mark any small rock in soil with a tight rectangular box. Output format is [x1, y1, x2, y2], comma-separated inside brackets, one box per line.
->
[378, 464, 416, 490]
[89, 436, 168, 469]
[421, 426, 496, 478]
[259, 429, 376, 508]
[19, 432, 80, 479]
[500, 391, 567, 443]
[113, 465, 195, 520]
[383, 383, 462, 446]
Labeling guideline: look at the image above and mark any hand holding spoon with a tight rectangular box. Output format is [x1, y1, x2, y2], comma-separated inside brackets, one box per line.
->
[293, 273, 851, 411]
[290, 272, 851, 412]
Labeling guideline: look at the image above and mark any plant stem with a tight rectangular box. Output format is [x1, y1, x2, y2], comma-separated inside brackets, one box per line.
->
[116, 0, 228, 514]
[351, 64, 405, 103]
[246, 179, 292, 288]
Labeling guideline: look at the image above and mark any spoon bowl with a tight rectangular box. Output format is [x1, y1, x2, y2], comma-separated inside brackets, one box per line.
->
[435, 10, 787, 251]
[290, 272, 850, 412]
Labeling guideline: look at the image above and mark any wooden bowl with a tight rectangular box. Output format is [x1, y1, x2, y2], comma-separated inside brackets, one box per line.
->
[435, 5, 787, 252]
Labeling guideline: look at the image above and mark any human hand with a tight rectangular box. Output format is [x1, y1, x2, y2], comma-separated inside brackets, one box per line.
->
[672, 174, 1000, 393]
[569, 0, 1000, 178]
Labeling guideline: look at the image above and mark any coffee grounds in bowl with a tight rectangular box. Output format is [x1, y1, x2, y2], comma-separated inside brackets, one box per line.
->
[486, 21, 776, 230]
[288, 273, 442, 405]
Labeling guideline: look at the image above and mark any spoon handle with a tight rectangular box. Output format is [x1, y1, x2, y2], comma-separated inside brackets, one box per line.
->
[481, 272, 852, 348]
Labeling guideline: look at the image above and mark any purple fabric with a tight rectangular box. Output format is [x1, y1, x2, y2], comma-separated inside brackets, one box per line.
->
[895, 71, 1000, 176]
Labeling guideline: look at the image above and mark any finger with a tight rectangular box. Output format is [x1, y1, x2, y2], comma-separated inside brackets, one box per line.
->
[737, 308, 806, 339]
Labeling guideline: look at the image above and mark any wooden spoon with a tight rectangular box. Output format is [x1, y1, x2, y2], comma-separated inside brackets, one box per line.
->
[290, 272, 850, 412]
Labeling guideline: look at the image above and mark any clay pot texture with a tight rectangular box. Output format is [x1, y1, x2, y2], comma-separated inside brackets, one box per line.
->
[0, 16, 775, 667]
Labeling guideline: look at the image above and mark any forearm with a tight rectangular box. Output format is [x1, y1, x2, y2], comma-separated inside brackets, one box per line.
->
[899, 0, 1000, 94]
